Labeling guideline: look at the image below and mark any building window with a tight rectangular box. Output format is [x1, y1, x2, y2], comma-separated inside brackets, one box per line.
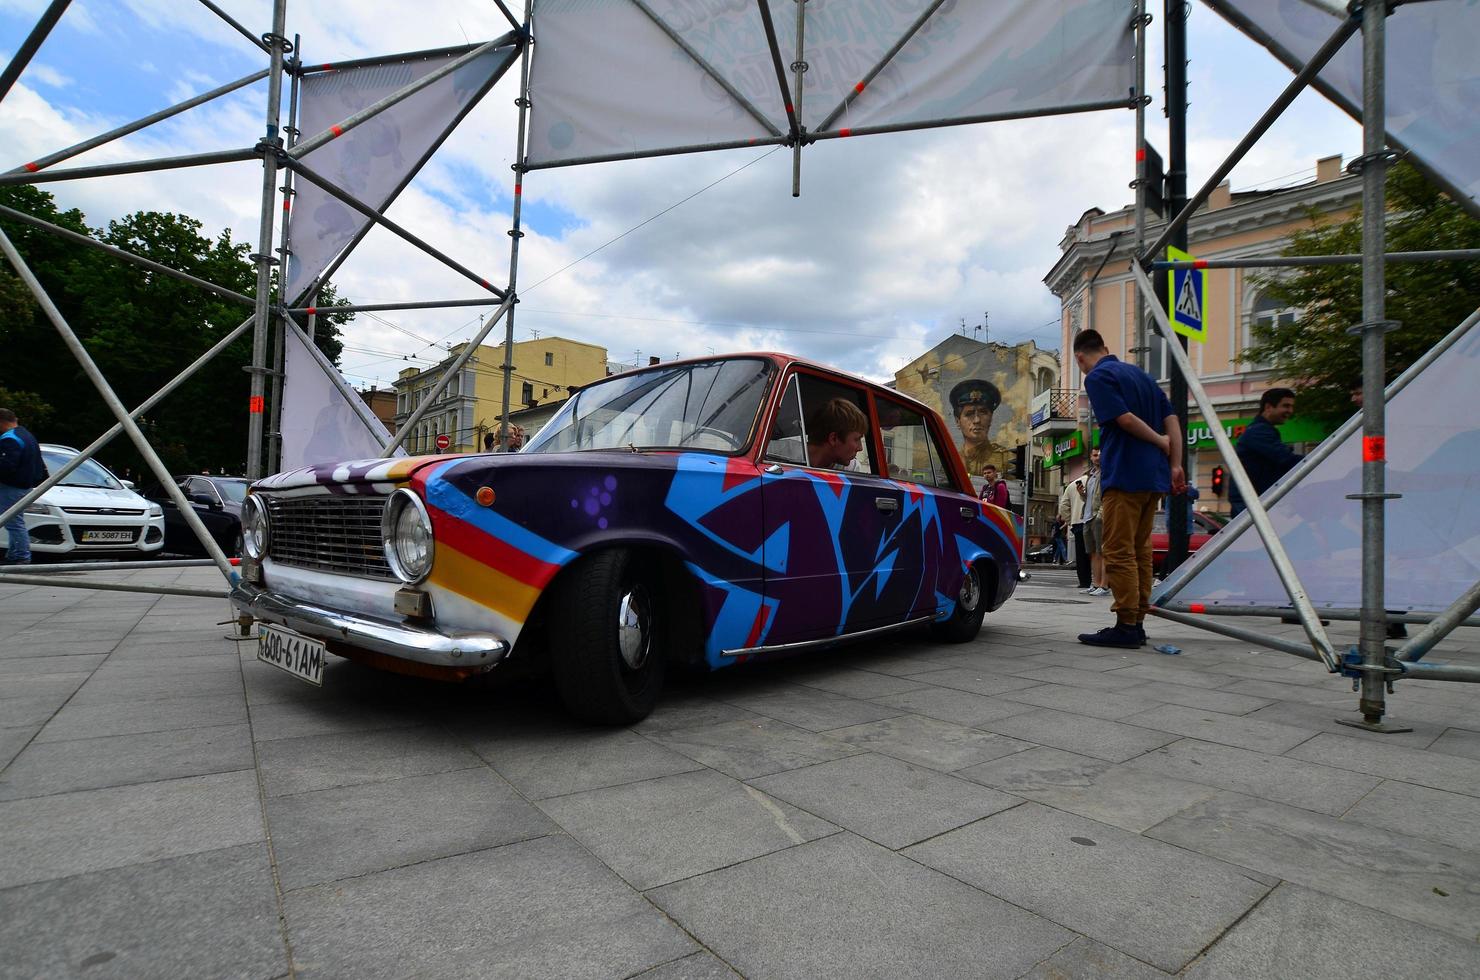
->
[1244, 292, 1295, 371]
[544, 351, 554, 366]
[521, 381, 535, 404]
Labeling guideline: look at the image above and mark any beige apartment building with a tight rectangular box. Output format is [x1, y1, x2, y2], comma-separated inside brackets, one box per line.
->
[393, 336, 607, 453]
[1039, 154, 1360, 513]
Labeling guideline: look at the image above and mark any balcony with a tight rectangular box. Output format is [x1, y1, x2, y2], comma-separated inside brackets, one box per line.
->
[1030, 388, 1081, 436]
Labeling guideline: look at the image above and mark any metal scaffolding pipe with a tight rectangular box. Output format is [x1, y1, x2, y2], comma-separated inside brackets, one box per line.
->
[196, 0, 272, 54]
[754, 0, 801, 144]
[298, 42, 484, 76]
[283, 297, 500, 316]
[496, 9, 536, 453]
[0, 0, 71, 106]
[386, 298, 515, 454]
[1140, 11, 1359, 265]
[1131, 262, 1339, 671]
[816, 0, 949, 133]
[1394, 578, 1480, 663]
[521, 135, 791, 172]
[1146, 607, 1323, 662]
[809, 98, 1139, 143]
[3, 559, 220, 573]
[1154, 249, 1480, 269]
[9, 68, 269, 175]
[0, 204, 256, 306]
[283, 157, 506, 300]
[0, 147, 259, 186]
[0, 573, 228, 599]
[1158, 603, 1480, 628]
[1398, 660, 1480, 684]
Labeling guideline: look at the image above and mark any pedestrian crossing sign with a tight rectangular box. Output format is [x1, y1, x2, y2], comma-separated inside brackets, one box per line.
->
[1167, 246, 1206, 343]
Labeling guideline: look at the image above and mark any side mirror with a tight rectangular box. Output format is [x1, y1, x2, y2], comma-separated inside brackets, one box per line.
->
[188, 493, 216, 508]
[121, 480, 135, 489]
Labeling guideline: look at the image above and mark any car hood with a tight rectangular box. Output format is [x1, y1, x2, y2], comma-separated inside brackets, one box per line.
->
[252, 450, 710, 494]
[40, 484, 153, 510]
[252, 454, 475, 493]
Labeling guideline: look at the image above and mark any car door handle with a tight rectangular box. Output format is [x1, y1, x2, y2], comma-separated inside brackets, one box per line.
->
[764, 464, 783, 475]
[875, 497, 899, 513]
[960, 506, 976, 518]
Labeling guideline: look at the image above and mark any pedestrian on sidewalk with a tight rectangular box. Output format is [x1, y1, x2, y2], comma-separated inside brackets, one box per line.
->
[1057, 466, 1090, 588]
[1071, 331, 1185, 648]
[1050, 516, 1068, 564]
[0, 408, 47, 566]
[1082, 447, 1109, 595]
[979, 464, 1010, 508]
[1229, 388, 1301, 518]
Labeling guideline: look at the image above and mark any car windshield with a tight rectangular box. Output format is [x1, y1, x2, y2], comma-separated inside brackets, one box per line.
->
[524, 358, 772, 454]
[213, 480, 248, 503]
[41, 450, 121, 490]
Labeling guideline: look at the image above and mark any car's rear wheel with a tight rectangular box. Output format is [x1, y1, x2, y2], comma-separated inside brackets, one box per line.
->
[548, 549, 666, 724]
[929, 562, 987, 643]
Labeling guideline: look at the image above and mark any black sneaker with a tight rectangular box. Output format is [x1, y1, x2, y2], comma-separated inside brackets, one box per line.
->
[0, 556, 31, 566]
[1078, 624, 1142, 649]
[1135, 624, 1148, 647]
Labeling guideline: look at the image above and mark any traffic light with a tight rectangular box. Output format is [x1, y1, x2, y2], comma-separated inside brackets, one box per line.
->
[1010, 445, 1027, 482]
[1211, 465, 1226, 496]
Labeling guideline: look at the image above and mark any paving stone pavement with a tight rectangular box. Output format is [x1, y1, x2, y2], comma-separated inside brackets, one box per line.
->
[2, 566, 1479, 978]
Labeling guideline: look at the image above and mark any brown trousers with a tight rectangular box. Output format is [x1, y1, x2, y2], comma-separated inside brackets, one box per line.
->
[1100, 489, 1162, 626]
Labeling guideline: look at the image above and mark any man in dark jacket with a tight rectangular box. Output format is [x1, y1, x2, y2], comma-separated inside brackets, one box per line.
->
[1229, 388, 1301, 517]
[0, 408, 47, 565]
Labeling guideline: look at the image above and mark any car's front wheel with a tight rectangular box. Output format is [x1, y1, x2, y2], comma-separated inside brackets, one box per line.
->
[548, 549, 666, 724]
[929, 562, 987, 643]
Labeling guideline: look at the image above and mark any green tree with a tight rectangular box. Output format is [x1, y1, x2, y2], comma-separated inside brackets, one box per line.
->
[1243, 162, 1480, 422]
[0, 185, 354, 476]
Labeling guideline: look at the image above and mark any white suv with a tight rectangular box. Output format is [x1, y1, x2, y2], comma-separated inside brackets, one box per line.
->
[0, 445, 165, 559]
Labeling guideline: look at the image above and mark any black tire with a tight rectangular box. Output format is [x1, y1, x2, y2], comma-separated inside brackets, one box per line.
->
[548, 549, 666, 724]
[930, 562, 987, 643]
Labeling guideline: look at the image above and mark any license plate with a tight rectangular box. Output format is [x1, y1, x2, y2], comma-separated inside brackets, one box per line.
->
[81, 530, 133, 543]
[257, 625, 326, 686]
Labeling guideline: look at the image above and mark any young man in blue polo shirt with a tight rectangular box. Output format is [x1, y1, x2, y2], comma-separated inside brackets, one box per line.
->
[1072, 330, 1186, 648]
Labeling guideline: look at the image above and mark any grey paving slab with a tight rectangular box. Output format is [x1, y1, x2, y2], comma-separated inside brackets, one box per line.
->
[914, 666, 1050, 697]
[1102, 663, 1238, 690]
[268, 767, 555, 891]
[631, 952, 742, 979]
[467, 725, 704, 798]
[0, 725, 35, 770]
[256, 724, 482, 798]
[1147, 792, 1480, 943]
[0, 843, 286, 980]
[35, 693, 248, 742]
[1020, 937, 1171, 980]
[1116, 680, 1273, 715]
[105, 634, 237, 660]
[906, 803, 1270, 973]
[957, 746, 1221, 833]
[649, 832, 1072, 980]
[983, 708, 1179, 763]
[68, 667, 244, 705]
[790, 666, 934, 699]
[1342, 779, 1480, 855]
[752, 752, 1019, 849]
[0, 723, 254, 801]
[1217, 677, 1353, 706]
[647, 716, 860, 780]
[845, 651, 956, 677]
[1005, 651, 1143, 672]
[1185, 882, 1480, 980]
[1005, 665, 1146, 692]
[722, 685, 906, 732]
[867, 685, 1039, 729]
[1128, 739, 1380, 816]
[0, 653, 105, 676]
[538, 768, 835, 890]
[1242, 699, 1448, 750]
[1429, 726, 1480, 762]
[629, 695, 760, 734]
[997, 682, 1162, 720]
[0, 694, 68, 729]
[285, 834, 695, 980]
[1121, 703, 1318, 754]
[91, 654, 240, 678]
[248, 695, 430, 741]
[0, 770, 263, 888]
[1287, 731, 1480, 797]
[0, 636, 119, 658]
[823, 713, 1034, 772]
[0, 672, 88, 701]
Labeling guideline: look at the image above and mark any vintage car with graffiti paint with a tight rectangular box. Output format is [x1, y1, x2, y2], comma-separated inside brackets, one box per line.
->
[233, 354, 1023, 722]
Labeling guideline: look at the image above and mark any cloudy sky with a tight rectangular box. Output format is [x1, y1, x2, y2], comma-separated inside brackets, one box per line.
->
[1, 1, 1365, 391]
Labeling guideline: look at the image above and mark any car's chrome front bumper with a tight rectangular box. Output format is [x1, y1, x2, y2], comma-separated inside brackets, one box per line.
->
[231, 582, 510, 668]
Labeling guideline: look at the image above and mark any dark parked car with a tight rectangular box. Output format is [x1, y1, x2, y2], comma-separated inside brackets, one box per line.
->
[233, 354, 1024, 723]
[147, 475, 248, 557]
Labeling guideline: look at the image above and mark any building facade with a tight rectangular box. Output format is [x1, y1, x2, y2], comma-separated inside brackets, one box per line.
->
[356, 387, 398, 436]
[393, 336, 607, 453]
[1040, 154, 1360, 514]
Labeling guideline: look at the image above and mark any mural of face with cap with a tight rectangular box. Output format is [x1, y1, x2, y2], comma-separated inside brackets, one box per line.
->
[950, 379, 1001, 449]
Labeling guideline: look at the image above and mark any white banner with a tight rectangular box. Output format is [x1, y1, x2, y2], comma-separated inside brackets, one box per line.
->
[284, 46, 518, 304]
[280, 324, 404, 471]
[527, 0, 1136, 167]
[1204, 0, 1480, 215]
[1153, 311, 1480, 614]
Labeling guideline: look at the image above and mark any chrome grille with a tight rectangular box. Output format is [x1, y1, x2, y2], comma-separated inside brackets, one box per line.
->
[264, 494, 393, 579]
[62, 506, 146, 515]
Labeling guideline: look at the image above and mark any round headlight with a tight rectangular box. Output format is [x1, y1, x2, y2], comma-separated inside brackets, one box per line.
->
[241, 494, 270, 560]
[382, 489, 434, 583]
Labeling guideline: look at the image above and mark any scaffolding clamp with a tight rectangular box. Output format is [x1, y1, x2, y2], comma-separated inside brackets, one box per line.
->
[1345, 318, 1400, 336]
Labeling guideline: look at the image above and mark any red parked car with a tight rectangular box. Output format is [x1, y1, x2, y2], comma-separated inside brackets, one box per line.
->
[1150, 509, 1222, 573]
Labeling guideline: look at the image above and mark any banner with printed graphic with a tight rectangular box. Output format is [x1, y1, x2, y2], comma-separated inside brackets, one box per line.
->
[526, 0, 1136, 167]
[1153, 310, 1480, 615]
[284, 45, 519, 304]
[1203, 0, 1480, 217]
[280, 323, 404, 471]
